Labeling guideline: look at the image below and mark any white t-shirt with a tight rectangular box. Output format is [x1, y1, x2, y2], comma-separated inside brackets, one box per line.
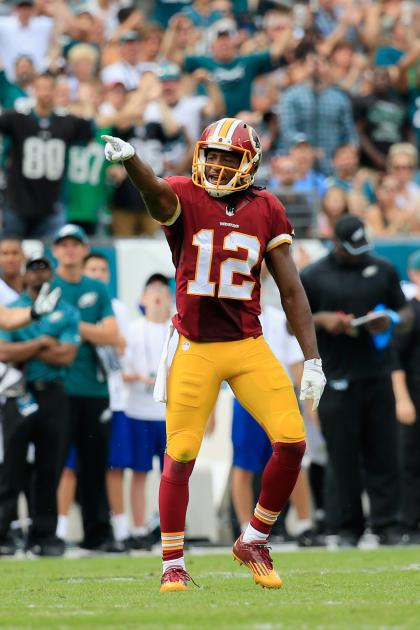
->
[0, 278, 18, 306]
[0, 15, 53, 80]
[124, 317, 170, 421]
[107, 298, 131, 412]
[144, 95, 209, 142]
[101, 61, 158, 91]
[260, 305, 304, 379]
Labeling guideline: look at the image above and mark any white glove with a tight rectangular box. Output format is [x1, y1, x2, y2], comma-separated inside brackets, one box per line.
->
[31, 283, 61, 319]
[299, 358, 326, 411]
[101, 134, 135, 162]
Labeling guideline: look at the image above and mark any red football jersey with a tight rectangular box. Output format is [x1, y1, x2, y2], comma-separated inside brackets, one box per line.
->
[163, 176, 294, 342]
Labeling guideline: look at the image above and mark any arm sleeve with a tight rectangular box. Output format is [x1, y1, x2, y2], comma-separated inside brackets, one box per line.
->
[98, 284, 115, 321]
[183, 56, 205, 74]
[59, 308, 81, 345]
[386, 265, 407, 311]
[0, 329, 14, 342]
[265, 195, 294, 253]
[245, 51, 277, 77]
[391, 332, 411, 371]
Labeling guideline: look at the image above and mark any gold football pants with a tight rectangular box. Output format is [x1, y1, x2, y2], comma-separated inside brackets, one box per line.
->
[166, 335, 305, 462]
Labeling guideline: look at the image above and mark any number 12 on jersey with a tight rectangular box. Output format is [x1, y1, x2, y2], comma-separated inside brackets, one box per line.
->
[187, 229, 261, 300]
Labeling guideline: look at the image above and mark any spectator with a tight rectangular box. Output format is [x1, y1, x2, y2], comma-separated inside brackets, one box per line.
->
[280, 52, 358, 174]
[267, 154, 297, 190]
[0, 238, 25, 295]
[326, 144, 375, 203]
[83, 252, 131, 549]
[353, 67, 407, 171]
[62, 7, 100, 59]
[301, 215, 413, 547]
[144, 63, 225, 142]
[122, 273, 172, 549]
[67, 43, 100, 99]
[52, 224, 119, 553]
[328, 41, 367, 96]
[101, 30, 153, 91]
[290, 134, 327, 199]
[0, 253, 80, 557]
[64, 121, 113, 236]
[0, 56, 34, 110]
[387, 143, 420, 215]
[0, 0, 53, 81]
[0, 72, 93, 239]
[366, 175, 417, 237]
[182, 17, 293, 117]
[392, 250, 420, 543]
[318, 186, 349, 239]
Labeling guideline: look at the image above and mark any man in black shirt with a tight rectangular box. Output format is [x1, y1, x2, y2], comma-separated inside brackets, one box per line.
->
[392, 251, 420, 542]
[301, 215, 413, 546]
[0, 73, 92, 238]
[353, 68, 407, 170]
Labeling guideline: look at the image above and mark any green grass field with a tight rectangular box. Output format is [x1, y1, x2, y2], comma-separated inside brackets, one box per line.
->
[1, 548, 420, 629]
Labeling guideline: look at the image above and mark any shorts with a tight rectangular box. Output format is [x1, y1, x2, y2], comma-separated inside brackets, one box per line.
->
[126, 417, 166, 473]
[64, 411, 132, 470]
[232, 399, 273, 474]
[108, 410, 132, 469]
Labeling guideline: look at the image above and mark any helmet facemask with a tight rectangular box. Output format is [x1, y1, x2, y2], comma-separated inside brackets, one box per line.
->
[192, 145, 261, 198]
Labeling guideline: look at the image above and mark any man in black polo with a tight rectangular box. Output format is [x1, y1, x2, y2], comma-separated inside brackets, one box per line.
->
[301, 215, 413, 546]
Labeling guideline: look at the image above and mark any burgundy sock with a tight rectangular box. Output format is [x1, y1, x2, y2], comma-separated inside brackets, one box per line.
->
[250, 440, 306, 535]
[159, 454, 195, 561]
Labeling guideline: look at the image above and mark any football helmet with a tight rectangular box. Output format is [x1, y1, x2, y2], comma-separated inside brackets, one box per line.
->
[192, 118, 262, 198]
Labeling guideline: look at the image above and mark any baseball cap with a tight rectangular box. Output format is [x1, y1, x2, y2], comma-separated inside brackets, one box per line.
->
[119, 30, 141, 43]
[408, 250, 420, 271]
[25, 253, 52, 272]
[209, 18, 237, 42]
[53, 224, 89, 245]
[158, 62, 181, 81]
[292, 133, 310, 146]
[334, 215, 372, 255]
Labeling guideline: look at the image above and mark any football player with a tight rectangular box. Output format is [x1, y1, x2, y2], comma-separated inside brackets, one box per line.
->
[102, 118, 326, 591]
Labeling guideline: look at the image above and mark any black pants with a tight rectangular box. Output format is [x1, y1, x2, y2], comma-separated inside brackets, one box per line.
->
[68, 395, 112, 548]
[0, 383, 69, 543]
[399, 375, 420, 529]
[318, 376, 400, 537]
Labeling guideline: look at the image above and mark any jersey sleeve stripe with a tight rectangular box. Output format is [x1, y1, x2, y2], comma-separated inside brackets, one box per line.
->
[266, 233, 293, 252]
[155, 197, 181, 226]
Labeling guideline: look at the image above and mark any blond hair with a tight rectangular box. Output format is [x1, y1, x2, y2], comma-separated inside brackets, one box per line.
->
[387, 143, 418, 169]
[68, 43, 99, 65]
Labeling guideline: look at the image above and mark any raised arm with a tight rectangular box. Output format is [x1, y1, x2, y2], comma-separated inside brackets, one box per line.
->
[102, 134, 179, 224]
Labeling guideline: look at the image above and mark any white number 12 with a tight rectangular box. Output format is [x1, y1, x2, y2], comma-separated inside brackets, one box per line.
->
[187, 229, 261, 300]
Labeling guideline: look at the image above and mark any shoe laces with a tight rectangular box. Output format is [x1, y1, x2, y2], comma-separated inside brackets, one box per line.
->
[162, 566, 201, 588]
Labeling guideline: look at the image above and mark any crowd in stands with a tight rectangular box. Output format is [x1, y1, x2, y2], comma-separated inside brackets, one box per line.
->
[0, 0, 419, 238]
